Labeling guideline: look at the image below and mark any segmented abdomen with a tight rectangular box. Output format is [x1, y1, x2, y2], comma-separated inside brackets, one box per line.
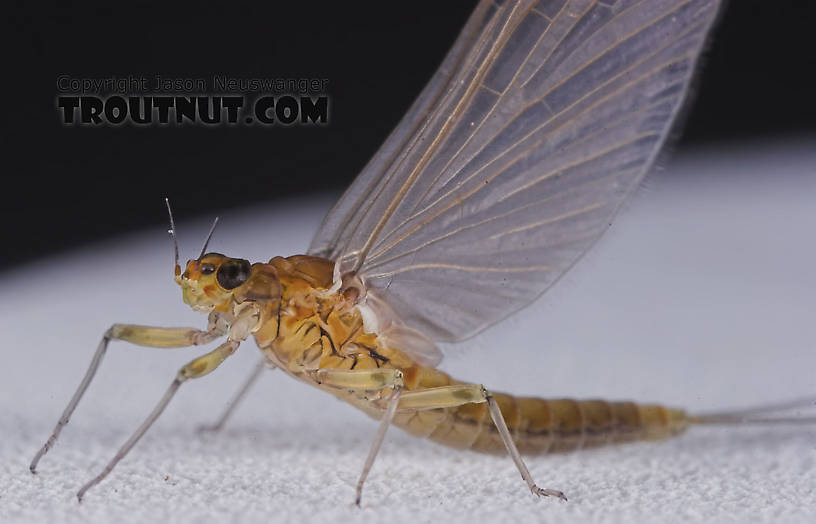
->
[393, 389, 689, 455]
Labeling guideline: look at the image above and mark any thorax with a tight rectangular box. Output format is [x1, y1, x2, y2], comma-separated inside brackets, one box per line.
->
[250, 255, 418, 385]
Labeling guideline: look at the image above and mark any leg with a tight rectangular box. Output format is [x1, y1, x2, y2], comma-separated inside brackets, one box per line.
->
[396, 384, 567, 501]
[303, 370, 564, 503]
[485, 394, 566, 500]
[77, 339, 239, 501]
[30, 321, 227, 473]
[298, 367, 405, 506]
[198, 358, 271, 433]
[356, 385, 402, 507]
[310, 368, 404, 390]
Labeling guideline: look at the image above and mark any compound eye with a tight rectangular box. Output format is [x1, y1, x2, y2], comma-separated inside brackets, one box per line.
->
[200, 263, 216, 275]
[216, 259, 251, 290]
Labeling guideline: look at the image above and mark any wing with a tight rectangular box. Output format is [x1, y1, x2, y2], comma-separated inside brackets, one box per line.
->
[309, 0, 721, 346]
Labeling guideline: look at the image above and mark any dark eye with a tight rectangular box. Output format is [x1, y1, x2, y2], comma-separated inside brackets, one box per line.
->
[200, 263, 216, 275]
[216, 259, 251, 290]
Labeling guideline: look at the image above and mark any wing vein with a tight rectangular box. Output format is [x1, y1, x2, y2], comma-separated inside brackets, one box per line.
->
[370, 12, 705, 253]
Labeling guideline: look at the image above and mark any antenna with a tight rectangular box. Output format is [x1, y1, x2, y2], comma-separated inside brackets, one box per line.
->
[196, 216, 220, 268]
[164, 198, 180, 276]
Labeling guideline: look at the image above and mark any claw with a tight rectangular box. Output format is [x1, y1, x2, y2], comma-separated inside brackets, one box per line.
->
[532, 485, 567, 501]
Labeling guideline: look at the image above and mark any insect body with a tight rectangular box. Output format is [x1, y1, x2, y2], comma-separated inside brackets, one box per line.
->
[32, 0, 790, 505]
[254, 253, 691, 456]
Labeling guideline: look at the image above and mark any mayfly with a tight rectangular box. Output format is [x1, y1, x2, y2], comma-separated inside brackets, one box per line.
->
[33, 0, 804, 505]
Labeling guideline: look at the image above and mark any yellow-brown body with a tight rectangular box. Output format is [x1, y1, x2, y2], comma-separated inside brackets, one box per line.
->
[252, 255, 689, 455]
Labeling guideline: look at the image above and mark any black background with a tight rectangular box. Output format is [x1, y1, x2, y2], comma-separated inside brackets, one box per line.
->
[3, 1, 815, 271]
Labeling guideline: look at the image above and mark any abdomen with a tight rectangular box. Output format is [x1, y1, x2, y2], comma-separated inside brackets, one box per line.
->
[390, 367, 689, 455]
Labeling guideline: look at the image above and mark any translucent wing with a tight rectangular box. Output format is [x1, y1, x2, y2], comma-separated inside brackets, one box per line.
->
[309, 0, 721, 348]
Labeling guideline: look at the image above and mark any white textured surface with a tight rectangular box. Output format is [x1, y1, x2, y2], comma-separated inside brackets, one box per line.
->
[2, 141, 816, 523]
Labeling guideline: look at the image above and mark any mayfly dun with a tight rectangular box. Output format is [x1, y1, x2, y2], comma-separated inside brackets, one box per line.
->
[32, 0, 808, 505]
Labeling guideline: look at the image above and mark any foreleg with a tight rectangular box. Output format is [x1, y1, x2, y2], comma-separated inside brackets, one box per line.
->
[76, 338, 240, 501]
[30, 313, 230, 472]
